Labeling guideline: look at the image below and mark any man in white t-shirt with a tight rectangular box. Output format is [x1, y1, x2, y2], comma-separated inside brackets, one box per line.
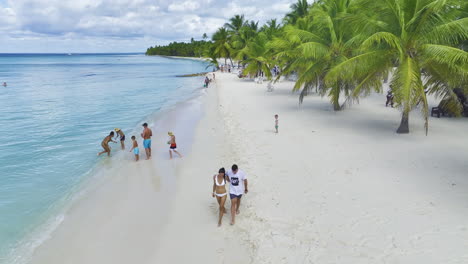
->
[226, 164, 248, 225]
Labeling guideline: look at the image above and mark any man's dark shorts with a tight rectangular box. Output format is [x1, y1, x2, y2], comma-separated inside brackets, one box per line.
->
[230, 193, 242, 199]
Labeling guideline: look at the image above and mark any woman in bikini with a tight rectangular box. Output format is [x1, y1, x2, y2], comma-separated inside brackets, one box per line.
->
[97, 131, 117, 157]
[212, 167, 228, 227]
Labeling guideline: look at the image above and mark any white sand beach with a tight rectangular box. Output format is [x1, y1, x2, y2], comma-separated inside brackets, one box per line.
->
[29, 71, 468, 264]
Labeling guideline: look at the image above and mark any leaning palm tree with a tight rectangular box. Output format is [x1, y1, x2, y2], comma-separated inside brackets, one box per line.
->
[270, 0, 361, 110]
[328, 0, 468, 133]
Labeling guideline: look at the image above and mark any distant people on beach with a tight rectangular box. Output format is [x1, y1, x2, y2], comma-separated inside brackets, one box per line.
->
[167, 131, 182, 159]
[2, 82, 6, 87]
[386, 89, 394, 107]
[114, 128, 125, 150]
[274, 114, 279, 133]
[204, 76, 210, 88]
[97, 131, 117, 157]
[212, 167, 228, 227]
[141, 123, 152, 160]
[129, 136, 139, 162]
[226, 164, 248, 225]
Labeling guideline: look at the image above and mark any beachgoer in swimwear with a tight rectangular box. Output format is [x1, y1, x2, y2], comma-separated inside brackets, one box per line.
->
[386, 89, 394, 107]
[226, 164, 248, 225]
[129, 135, 139, 162]
[212, 167, 228, 227]
[141, 123, 152, 160]
[97, 131, 117, 157]
[167, 132, 182, 159]
[274, 114, 279, 133]
[114, 128, 125, 150]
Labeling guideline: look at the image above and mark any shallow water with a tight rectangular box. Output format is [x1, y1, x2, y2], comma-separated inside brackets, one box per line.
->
[0, 54, 208, 262]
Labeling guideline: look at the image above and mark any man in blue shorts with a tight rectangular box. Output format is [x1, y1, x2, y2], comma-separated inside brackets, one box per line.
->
[226, 164, 248, 225]
[141, 123, 152, 160]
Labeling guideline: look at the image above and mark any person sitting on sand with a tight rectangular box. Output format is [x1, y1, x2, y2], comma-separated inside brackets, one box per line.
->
[141, 123, 152, 160]
[212, 167, 228, 227]
[98, 131, 117, 157]
[226, 164, 248, 225]
[274, 114, 279, 133]
[129, 136, 139, 162]
[167, 131, 182, 159]
[114, 128, 125, 150]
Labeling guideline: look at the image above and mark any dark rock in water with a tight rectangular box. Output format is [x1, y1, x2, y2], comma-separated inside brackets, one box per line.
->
[176, 72, 208, 77]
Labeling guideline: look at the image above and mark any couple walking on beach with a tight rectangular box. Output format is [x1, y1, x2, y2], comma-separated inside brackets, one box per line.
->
[212, 164, 248, 226]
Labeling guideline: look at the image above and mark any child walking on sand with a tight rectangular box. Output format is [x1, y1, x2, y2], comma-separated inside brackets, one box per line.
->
[274, 114, 279, 133]
[167, 132, 182, 159]
[129, 136, 139, 161]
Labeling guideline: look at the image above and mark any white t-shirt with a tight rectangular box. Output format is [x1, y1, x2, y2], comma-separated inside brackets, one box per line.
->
[227, 169, 247, 195]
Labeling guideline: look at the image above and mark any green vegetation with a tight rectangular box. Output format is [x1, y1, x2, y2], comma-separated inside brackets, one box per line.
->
[146, 37, 212, 57]
[146, 0, 468, 134]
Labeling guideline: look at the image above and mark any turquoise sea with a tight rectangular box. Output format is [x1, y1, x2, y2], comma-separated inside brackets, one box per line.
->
[0, 54, 208, 263]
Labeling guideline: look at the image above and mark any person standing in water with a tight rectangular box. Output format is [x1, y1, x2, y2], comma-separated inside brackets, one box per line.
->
[226, 164, 248, 225]
[167, 132, 182, 159]
[129, 136, 139, 162]
[212, 167, 228, 227]
[274, 114, 279, 133]
[114, 128, 125, 150]
[97, 131, 116, 157]
[141, 123, 152, 160]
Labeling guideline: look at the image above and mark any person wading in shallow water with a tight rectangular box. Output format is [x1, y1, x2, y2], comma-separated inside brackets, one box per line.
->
[97, 131, 116, 157]
[226, 164, 248, 225]
[114, 128, 125, 150]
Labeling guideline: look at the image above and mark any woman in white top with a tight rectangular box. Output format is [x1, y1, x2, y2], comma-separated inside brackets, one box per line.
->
[212, 167, 227, 226]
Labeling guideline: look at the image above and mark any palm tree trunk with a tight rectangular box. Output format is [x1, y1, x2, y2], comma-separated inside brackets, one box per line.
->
[396, 112, 410, 134]
[332, 86, 341, 111]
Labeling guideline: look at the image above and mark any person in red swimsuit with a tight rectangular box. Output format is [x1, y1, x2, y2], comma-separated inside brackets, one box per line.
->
[167, 132, 182, 159]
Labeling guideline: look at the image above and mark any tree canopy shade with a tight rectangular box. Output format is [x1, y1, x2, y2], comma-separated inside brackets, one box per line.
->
[145, 0, 467, 134]
[328, 0, 468, 133]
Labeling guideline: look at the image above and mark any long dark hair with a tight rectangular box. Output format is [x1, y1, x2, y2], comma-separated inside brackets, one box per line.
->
[218, 167, 226, 179]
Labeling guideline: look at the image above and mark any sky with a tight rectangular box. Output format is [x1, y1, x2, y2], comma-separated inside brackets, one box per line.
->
[0, 0, 295, 53]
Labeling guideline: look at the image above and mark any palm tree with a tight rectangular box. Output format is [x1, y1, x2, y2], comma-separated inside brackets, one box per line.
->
[210, 27, 233, 66]
[328, 0, 468, 133]
[238, 32, 272, 79]
[224, 14, 247, 34]
[285, 0, 310, 24]
[261, 19, 282, 39]
[271, 0, 361, 110]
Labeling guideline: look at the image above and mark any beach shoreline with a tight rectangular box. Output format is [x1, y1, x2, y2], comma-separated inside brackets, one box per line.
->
[24, 70, 468, 264]
[23, 85, 209, 264]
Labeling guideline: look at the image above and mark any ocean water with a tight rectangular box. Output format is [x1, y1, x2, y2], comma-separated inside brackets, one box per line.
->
[0, 54, 208, 262]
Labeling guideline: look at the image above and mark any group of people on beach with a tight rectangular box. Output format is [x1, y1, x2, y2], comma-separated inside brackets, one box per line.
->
[97, 123, 181, 161]
[212, 164, 248, 226]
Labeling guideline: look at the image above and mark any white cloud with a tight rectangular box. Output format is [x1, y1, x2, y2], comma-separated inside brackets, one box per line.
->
[0, 0, 296, 52]
[168, 1, 200, 12]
